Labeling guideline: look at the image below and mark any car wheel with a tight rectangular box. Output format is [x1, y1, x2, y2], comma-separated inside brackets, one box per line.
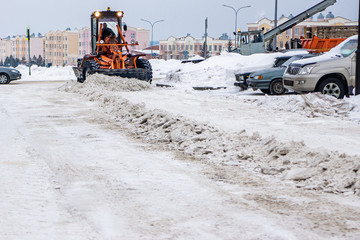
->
[270, 79, 285, 95]
[0, 73, 10, 84]
[316, 77, 345, 99]
[260, 89, 271, 94]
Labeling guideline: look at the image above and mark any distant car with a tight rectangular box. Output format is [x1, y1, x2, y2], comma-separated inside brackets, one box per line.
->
[234, 55, 292, 90]
[246, 54, 315, 95]
[0, 66, 21, 84]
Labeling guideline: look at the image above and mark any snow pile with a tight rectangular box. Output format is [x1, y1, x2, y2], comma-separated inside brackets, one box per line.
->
[149, 59, 182, 80]
[61, 78, 360, 196]
[155, 51, 307, 89]
[60, 74, 151, 93]
[347, 95, 360, 121]
[16, 64, 76, 81]
[256, 92, 357, 119]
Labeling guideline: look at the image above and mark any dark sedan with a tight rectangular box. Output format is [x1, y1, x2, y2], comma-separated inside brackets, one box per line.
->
[247, 54, 315, 95]
[234, 55, 292, 90]
[0, 66, 22, 84]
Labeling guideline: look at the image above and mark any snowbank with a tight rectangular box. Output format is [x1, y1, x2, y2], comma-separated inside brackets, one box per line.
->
[154, 51, 308, 90]
[60, 75, 360, 196]
[16, 64, 76, 81]
[14, 55, 360, 123]
[256, 92, 359, 120]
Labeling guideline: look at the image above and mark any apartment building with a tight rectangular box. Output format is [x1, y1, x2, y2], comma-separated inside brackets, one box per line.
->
[0, 36, 44, 63]
[124, 26, 150, 52]
[78, 27, 91, 56]
[159, 34, 233, 60]
[247, 12, 358, 50]
[45, 30, 79, 66]
[0, 38, 12, 62]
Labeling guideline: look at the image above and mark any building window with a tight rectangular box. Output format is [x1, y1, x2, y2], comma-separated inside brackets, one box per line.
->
[195, 45, 198, 51]
[295, 28, 299, 35]
[131, 33, 135, 38]
[214, 45, 217, 51]
[219, 46, 222, 52]
[161, 45, 163, 50]
[190, 45, 193, 50]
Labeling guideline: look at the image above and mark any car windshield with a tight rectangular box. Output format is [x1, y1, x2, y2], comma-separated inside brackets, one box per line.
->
[281, 55, 303, 67]
[327, 35, 358, 57]
[339, 39, 357, 57]
[99, 21, 118, 34]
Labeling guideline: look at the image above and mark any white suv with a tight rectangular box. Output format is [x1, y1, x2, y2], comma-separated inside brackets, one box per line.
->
[283, 35, 357, 99]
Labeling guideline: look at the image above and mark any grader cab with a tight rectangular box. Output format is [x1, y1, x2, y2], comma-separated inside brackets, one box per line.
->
[73, 7, 152, 83]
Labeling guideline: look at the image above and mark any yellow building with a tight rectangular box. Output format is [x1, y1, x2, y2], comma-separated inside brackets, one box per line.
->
[159, 34, 233, 60]
[247, 12, 358, 50]
[45, 30, 79, 66]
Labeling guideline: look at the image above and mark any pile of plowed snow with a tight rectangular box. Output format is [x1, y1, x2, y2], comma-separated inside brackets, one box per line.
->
[60, 75, 360, 196]
[256, 93, 358, 120]
[16, 65, 76, 81]
[155, 51, 308, 89]
[60, 74, 151, 93]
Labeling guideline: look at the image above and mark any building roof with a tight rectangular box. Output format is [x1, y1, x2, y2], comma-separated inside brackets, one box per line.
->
[143, 45, 159, 51]
[326, 11, 335, 19]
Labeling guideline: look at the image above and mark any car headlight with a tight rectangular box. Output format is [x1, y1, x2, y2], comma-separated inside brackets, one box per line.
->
[298, 66, 314, 75]
[253, 75, 263, 80]
[11, 70, 19, 73]
[239, 75, 244, 80]
[296, 80, 306, 85]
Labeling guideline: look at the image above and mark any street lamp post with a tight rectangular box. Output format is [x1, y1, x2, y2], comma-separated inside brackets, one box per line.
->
[274, 0, 278, 51]
[222, 4, 251, 49]
[141, 19, 164, 58]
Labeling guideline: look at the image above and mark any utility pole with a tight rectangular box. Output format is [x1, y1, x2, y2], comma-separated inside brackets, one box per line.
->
[141, 19, 164, 58]
[273, 0, 278, 51]
[204, 18, 208, 58]
[356, 1, 360, 95]
[26, 26, 31, 76]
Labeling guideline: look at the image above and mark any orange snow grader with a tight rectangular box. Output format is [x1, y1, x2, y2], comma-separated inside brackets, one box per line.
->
[73, 7, 152, 83]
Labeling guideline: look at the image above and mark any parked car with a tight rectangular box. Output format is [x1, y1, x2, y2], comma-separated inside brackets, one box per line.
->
[234, 55, 292, 90]
[283, 35, 357, 99]
[246, 54, 315, 95]
[0, 66, 21, 84]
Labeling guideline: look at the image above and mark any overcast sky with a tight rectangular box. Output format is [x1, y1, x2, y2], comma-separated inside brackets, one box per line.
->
[1, 0, 357, 40]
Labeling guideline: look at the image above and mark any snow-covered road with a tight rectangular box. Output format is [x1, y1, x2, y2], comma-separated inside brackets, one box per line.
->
[1, 79, 360, 239]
